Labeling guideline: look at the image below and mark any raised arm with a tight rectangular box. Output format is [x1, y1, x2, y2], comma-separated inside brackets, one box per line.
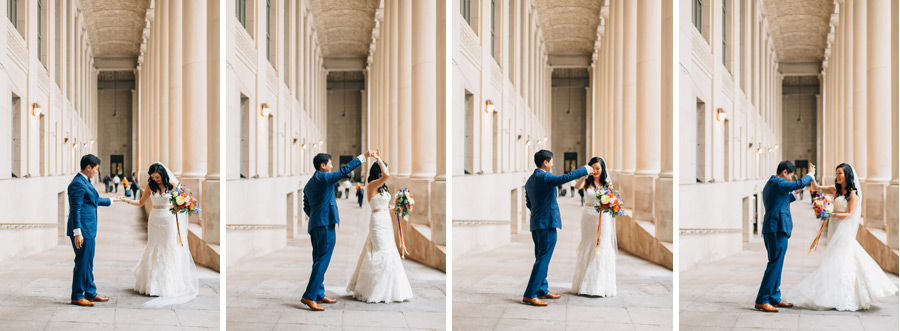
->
[775, 174, 813, 192]
[323, 155, 364, 185]
[543, 166, 589, 187]
[574, 177, 587, 190]
[367, 155, 391, 200]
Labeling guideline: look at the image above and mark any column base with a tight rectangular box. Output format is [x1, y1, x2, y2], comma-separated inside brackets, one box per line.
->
[888, 184, 898, 250]
[654, 176, 673, 243]
[430, 178, 446, 246]
[202, 178, 220, 245]
[863, 181, 888, 230]
[618, 172, 635, 210]
[408, 177, 433, 226]
[633, 174, 656, 223]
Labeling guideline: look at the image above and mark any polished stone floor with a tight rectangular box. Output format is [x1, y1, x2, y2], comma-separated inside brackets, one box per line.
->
[680, 201, 899, 330]
[452, 194, 674, 331]
[0, 188, 220, 330]
[226, 194, 447, 330]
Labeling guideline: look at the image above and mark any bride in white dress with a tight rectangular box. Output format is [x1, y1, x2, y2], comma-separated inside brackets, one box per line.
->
[346, 151, 414, 303]
[571, 157, 617, 297]
[786, 163, 898, 311]
[117, 163, 199, 307]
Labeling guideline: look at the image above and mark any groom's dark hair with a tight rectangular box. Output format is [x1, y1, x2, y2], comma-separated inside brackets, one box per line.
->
[534, 150, 553, 168]
[776, 161, 796, 175]
[80, 154, 101, 170]
[313, 153, 332, 171]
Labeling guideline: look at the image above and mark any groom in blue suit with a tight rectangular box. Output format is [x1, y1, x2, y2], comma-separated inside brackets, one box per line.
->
[67, 154, 114, 306]
[522, 150, 590, 306]
[300, 150, 371, 311]
[755, 161, 816, 312]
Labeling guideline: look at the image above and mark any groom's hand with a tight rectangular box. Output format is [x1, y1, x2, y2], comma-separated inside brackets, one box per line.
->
[74, 235, 84, 249]
[808, 164, 816, 177]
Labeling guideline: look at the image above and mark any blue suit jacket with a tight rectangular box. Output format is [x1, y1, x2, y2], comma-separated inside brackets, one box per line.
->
[303, 157, 363, 233]
[66, 174, 112, 239]
[525, 167, 589, 231]
[761, 174, 813, 237]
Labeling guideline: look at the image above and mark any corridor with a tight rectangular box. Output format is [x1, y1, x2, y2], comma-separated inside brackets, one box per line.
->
[0, 186, 220, 330]
[452, 195, 673, 330]
[680, 201, 899, 330]
[226, 193, 446, 330]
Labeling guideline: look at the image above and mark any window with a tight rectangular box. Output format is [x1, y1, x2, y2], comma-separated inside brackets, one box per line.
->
[266, 0, 272, 62]
[236, 0, 247, 28]
[508, 0, 515, 84]
[7, 0, 17, 28]
[491, 0, 496, 60]
[692, 0, 702, 33]
[722, 0, 727, 66]
[461, 0, 471, 24]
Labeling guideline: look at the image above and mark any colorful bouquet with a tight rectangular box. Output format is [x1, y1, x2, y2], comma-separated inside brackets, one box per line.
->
[593, 184, 627, 253]
[807, 186, 833, 255]
[168, 183, 201, 247]
[391, 187, 415, 258]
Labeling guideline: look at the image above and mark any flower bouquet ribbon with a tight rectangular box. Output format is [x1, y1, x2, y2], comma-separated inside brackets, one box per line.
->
[392, 187, 415, 259]
[168, 183, 201, 247]
[593, 184, 627, 254]
[807, 186, 833, 256]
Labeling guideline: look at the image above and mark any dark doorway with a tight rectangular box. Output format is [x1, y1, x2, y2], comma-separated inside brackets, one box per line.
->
[110, 155, 124, 176]
[563, 152, 577, 173]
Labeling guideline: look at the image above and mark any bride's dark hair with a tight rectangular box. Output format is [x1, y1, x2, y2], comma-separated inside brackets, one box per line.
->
[584, 157, 608, 189]
[367, 161, 389, 193]
[148, 164, 174, 193]
[835, 163, 857, 201]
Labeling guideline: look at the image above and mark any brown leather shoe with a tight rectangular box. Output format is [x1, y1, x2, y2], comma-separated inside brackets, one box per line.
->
[776, 301, 793, 308]
[754, 303, 779, 312]
[539, 292, 561, 299]
[522, 297, 549, 306]
[90, 295, 109, 302]
[71, 298, 94, 307]
[317, 297, 337, 304]
[300, 298, 325, 311]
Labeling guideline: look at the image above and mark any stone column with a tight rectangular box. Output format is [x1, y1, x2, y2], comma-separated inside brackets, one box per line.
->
[634, 0, 660, 222]
[621, 0, 637, 207]
[182, 0, 208, 191]
[204, 0, 220, 248]
[410, 0, 437, 224]
[387, 0, 398, 170]
[397, 0, 412, 178]
[865, 0, 891, 230]
[158, 0, 169, 166]
[169, 0, 184, 176]
[853, 0, 868, 182]
[843, 2, 854, 166]
[613, 0, 623, 175]
[657, 0, 674, 243]
[889, 0, 899, 250]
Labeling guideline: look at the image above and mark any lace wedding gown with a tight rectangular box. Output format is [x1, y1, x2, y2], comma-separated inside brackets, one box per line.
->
[786, 195, 898, 310]
[133, 192, 199, 307]
[571, 187, 617, 297]
[346, 191, 414, 303]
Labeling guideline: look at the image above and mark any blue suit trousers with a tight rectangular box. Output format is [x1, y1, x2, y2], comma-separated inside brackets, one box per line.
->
[524, 228, 557, 298]
[756, 231, 789, 305]
[303, 224, 336, 301]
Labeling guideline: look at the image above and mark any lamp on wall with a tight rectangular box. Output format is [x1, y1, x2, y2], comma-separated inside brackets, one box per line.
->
[90, 139, 94, 145]
[768, 147, 773, 153]
[485, 100, 494, 113]
[318, 140, 323, 147]
[716, 108, 727, 121]
[32, 103, 42, 117]
[774, 144, 779, 150]
[260, 103, 271, 117]
[756, 147, 762, 154]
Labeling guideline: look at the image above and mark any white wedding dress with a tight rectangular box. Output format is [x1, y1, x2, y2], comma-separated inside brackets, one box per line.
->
[571, 187, 617, 297]
[346, 191, 414, 303]
[133, 191, 200, 307]
[786, 195, 898, 311]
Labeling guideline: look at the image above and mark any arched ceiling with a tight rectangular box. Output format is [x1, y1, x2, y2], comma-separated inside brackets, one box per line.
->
[83, 0, 151, 58]
[764, 0, 834, 63]
[535, 0, 604, 55]
[310, 0, 380, 58]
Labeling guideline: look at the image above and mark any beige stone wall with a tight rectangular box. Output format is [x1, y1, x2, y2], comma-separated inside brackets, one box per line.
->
[780, 85, 818, 170]
[97, 80, 135, 178]
[550, 79, 588, 176]
[326, 80, 364, 180]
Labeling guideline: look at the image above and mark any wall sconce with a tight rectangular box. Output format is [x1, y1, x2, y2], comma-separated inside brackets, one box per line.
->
[90, 139, 94, 145]
[768, 148, 773, 153]
[293, 137, 298, 144]
[260, 104, 271, 117]
[32, 103, 42, 117]
[485, 100, 494, 113]
[756, 148, 761, 154]
[543, 136, 548, 143]
[526, 140, 531, 146]
[318, 140, 323, 147]
[716, 108, 726, 122]
[83, 143, 88, 148]
[774, 144, 779, 150]
[302, 143, 308, 150]
[72, 143, 77, 149]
